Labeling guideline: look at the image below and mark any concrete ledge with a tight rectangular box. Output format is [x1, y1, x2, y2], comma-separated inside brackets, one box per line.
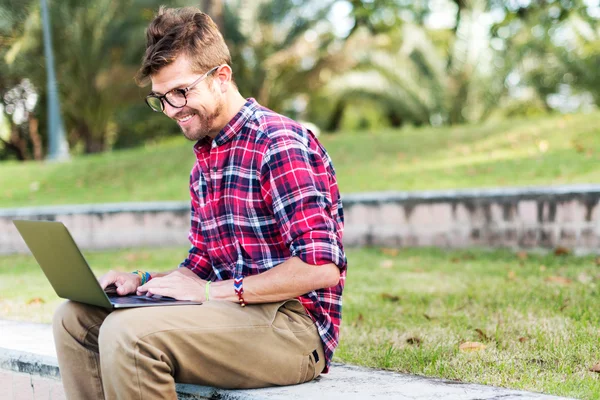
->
[0, 319, 571, 400]
[2, 184, 600, 254]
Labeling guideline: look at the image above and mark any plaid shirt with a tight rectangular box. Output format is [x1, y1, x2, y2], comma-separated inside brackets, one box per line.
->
[180, 98, 346, 372]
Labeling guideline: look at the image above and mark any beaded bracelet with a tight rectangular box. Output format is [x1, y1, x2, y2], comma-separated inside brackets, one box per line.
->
[233, 276, 246, 307]
[132, 270, 152, 286]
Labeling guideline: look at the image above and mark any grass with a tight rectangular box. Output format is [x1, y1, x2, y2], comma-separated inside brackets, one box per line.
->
[2, 246, 600, 398]
[1, 111, 600, 208]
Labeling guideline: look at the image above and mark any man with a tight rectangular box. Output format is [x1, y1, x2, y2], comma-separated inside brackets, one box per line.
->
[53, 6, 346, 399]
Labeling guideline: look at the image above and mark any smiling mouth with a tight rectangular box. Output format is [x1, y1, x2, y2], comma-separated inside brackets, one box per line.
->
[177, 114, 194, 123]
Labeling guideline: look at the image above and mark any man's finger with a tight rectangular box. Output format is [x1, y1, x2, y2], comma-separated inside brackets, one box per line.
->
[146, 287, 176, 299]
[117, 281, 136, 296]
[137, 276, 173, 292]
[99, 271, 116, 290]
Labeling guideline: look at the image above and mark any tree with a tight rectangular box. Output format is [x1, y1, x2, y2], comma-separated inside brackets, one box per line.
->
[488, 0, 600, 110]
[0, 0, 43, 160]
[223, 0, 340, 112]
[7, 0, 165, 154]
[324, 0, 514, 128]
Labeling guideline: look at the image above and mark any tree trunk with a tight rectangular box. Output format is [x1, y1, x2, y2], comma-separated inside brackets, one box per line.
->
[387, 109, 404, 128]
[9, 125, 30, 160]
[202, 0, 224, 33]
[78, 121, 105, 154]
[28, 116, 43, 161]
[326, 98, 346, 132]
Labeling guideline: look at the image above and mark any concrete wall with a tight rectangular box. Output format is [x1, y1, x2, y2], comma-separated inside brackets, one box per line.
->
[2, 185, 600, 255]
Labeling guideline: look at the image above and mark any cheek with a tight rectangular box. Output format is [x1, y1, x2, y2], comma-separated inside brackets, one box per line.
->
[187, 95, 212, 114]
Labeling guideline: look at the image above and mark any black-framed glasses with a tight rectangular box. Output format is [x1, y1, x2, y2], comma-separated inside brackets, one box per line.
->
[145, 65, 221, 112]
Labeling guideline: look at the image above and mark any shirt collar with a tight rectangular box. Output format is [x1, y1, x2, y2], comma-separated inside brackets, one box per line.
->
[194, 98, 259, 154]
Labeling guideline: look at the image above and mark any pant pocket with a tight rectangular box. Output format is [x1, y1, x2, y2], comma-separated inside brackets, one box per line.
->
[300, 352, 318, 383]
[272, 300, 315, 333]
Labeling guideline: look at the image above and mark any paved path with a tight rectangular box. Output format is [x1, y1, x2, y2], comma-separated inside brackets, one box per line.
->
[0, 319, 572, 399]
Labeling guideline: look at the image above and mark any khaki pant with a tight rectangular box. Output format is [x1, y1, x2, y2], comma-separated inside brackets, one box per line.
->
[52, 299, 325, 400]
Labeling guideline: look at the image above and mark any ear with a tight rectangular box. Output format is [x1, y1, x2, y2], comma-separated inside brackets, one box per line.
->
[214, 64, 233, 93]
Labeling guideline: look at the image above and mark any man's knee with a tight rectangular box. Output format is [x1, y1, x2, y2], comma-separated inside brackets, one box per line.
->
[53, 301, 91, 336]
[53, 301, 109, 348]
[98, 309, 175, 372]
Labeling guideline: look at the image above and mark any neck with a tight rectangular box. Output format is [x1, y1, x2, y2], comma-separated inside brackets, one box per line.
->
[208, 90, 248, 138]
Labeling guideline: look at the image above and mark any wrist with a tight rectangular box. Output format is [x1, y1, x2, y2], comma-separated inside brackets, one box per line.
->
[131, 270, 151, 285]
[210, 280, 237, 302]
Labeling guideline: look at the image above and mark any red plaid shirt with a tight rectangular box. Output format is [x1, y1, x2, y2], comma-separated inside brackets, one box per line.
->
[180, 98, 346, 371]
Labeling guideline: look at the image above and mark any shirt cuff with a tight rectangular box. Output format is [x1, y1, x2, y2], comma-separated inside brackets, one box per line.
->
[289, 230, 346, 270]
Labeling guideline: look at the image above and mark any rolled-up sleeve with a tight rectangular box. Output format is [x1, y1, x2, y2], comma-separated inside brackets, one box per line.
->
[260, 133, 346, 270]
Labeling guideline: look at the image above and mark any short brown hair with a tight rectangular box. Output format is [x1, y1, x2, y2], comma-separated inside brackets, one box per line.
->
[136, 6, 231, 85]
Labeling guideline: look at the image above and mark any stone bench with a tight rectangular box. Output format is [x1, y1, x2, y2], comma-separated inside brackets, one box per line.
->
[0, 319, 569, 399]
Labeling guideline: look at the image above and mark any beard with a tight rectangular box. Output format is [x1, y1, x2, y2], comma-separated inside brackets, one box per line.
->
[178, 97, 224, 142]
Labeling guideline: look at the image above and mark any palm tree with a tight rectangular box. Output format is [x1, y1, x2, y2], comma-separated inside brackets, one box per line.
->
[223, 0, 339, 111]
[7, 0, 162, 153]
[323, 0, 514, 128]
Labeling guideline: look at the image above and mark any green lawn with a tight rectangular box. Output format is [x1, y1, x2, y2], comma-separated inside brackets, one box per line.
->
[1, 246, 600, 398]
[1, 111, 599, 208]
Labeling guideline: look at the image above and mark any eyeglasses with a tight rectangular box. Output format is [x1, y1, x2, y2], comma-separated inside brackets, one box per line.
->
[145, 65, 221, 112]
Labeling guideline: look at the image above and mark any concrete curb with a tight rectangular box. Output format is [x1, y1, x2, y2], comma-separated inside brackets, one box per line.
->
[0, 333, 573, 400]
[0, 348, 60, 380]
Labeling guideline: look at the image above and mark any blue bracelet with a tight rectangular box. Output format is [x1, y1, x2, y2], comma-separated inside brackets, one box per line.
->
[132, 270, 151, 285]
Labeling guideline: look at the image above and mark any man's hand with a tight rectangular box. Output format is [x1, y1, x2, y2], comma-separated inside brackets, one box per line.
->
[99, 271, 141, 296]
[136, 267, 207, 302]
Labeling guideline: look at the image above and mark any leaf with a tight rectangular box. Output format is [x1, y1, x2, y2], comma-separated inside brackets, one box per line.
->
[125, 252, 150, 262]
[545, 276, 572, 285]
[508, 270, 517, 280]
[26, 297, 45, 305]
[380, 259, 394, 269]
[381, 293, 400, 302]
[125, 253, 139, 262]
[406, 337, 422, 346]
[590, 363, 600, 373]
[475, 328, 491, 342]
[517, 251, 528, 260]
[573, 141, 586, 153]
[554, 247, 571, 256]
[459, 342, 486, 352]
[539, 265, 547, 272]
[380, 248, 399, 257]
[351, 313, 364, 327]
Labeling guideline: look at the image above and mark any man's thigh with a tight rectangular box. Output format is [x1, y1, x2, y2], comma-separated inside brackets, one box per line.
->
[99, 299, 324, 388]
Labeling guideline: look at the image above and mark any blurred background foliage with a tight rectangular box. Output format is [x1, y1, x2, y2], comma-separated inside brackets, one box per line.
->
[0, 0, 599, 160]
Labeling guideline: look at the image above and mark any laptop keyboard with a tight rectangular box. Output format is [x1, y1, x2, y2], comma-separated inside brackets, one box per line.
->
[109, 295, 178, 304]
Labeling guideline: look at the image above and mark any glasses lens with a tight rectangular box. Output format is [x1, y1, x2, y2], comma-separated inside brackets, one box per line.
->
[146, 96, 163, 112]
[165, 90, 187, 108]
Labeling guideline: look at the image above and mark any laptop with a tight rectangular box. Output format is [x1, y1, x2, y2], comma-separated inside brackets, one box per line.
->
[12, 220, 203, 309]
